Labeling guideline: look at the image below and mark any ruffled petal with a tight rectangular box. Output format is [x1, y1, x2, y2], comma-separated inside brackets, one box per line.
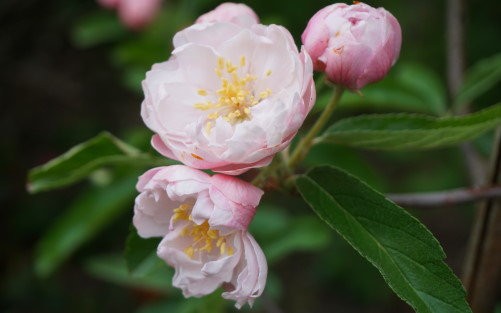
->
[222, 232, 267, 308]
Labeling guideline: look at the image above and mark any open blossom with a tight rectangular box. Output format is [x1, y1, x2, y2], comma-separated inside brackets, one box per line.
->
[196, 2, 259, 26]
[141, 20, 315, 175]
[97, 0, 162, 30]
[302, 2, 401, 90]
[133, 165, 267, 308]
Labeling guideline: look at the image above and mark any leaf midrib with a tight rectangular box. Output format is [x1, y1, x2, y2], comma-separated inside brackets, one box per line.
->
[303, 176, 438, 313]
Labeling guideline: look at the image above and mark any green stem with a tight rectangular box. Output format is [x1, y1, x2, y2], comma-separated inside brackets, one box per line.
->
[288, 85, 344, 169]
[251, 156, 282, 186]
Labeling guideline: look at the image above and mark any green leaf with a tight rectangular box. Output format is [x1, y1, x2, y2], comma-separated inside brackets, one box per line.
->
[455, 53, 501, 108]
[320, 103, 501, 150]
[263, 216, 331, 264]
[71, 11, 126, 48]
[27, 132, 169, 193]
[35, 174, 137, 277]
[248, 205, 331, 265]
[125, 225, 161, 274]
[84, 254, 172, 293]
[296, 166, 472, 313]
[315, 63, 447, 116]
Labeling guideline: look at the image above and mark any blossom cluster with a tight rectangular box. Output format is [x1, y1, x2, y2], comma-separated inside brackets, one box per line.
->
[132, 1, 400, 308]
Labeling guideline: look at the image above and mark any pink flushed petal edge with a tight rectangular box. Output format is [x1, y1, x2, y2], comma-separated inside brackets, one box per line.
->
[152, 133, 275, 176]
[211, 174, 263, 207]
[211, 155, 274, 175]
[222, 232, 267, 308]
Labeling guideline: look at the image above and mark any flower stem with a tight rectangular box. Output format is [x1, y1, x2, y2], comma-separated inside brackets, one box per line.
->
[287, 85, 344, 169]
[251, 155, 282, 186]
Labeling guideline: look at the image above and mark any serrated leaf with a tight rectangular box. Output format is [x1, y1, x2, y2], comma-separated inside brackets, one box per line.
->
[296, 166, 472, 313]
[35, 174, 137, 277]
[320, 103, 501, 150]
[455, 53, 501, 108]
[125, 225, 161, 274]
[28, 132, 169, 193]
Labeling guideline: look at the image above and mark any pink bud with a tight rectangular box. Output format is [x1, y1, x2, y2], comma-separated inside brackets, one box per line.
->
[302, 2, 401, 90]
[118, 0, 162, 30]
[196, 2, 259, 25]
[97, 0, 162, 30]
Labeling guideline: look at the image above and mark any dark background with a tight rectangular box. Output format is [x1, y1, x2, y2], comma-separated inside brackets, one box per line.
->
[2, 0, 500, 312]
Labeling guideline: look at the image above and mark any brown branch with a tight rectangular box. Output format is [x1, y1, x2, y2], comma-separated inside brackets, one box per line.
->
[462, 128, 501, 313]
[387, 185, 501, 208]
[447, 0, 465, 101]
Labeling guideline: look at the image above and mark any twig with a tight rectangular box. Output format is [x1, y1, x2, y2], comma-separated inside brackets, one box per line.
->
[387, 185, 501, 208]
[447, 0, 465, 101]
[462, 128, 501, 313]
[460, 143, 486, 187]
[288, 86, 344, 169]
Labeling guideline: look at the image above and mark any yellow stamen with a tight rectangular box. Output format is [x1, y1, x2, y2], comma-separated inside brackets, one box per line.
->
[172, 204, 235, 259]
[205, 122, 212, 134]
[184, 246, 194, 259]
[195, 55, 273, 128]
[220, 242, 226, 255]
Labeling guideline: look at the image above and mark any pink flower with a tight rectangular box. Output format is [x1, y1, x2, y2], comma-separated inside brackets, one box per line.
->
[302, 2, 401, 90]
[196, 2, 259, 26]
[97, 0, 162, 30]
[141, 21, 315, 175]
[133, 165, 267, 308]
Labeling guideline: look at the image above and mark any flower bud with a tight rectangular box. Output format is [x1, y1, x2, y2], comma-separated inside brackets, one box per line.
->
[118, 0, 162, 30]
[196, 2, 259, 25]
[97, 0, 162, 30]
[302, 2, 401, 90]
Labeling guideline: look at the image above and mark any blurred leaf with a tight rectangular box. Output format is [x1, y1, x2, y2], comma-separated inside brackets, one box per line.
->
[263, 216, 331, 264]
[35, 174, 137, 277]
[111, 5, 194, 93]
[315, 63, 447, 115]
[28, 132, 169, 193]
[296, 166, 472, 313]
[249, 205, 331, 265]
[303, 143, 385, 191]
[455, 53, 501, 109]
[125, 226, 161, 274]
[135, 290, 227, 313]
[320, 103, 501, 150]
[248, 204, 289, 239]
[472, 131, 495, 157]
[71, 11, 126, 48]
[85, 254, 172, 293]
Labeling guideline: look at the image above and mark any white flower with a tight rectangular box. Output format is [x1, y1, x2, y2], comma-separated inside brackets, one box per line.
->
[141, 21, 315, 175]
[134, 165, 267, 308]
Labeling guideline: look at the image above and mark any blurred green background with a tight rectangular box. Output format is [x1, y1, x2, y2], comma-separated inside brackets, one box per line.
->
[2, 0, 500, 312]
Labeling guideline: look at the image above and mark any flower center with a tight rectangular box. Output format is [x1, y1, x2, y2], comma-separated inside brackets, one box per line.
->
[194, 56, 273, 133]
[172, 204, 234, 259]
